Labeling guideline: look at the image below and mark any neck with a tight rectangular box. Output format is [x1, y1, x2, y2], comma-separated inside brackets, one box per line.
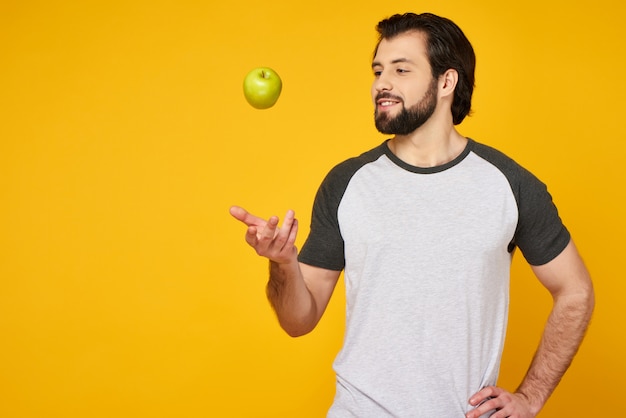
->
[388, 112, 467, 168]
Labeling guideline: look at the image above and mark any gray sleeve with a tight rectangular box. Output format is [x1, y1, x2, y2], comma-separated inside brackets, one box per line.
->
[297, 164, 348, 271]
[298, 145, 386, 270]
[509, 165, 570, 265]
[472, 141, 570, 265]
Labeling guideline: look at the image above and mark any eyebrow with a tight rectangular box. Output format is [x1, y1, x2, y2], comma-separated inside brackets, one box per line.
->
[371, 58, 415, 68]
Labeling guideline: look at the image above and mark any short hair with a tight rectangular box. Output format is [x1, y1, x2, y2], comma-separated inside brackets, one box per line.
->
[375, 13, 476, 125]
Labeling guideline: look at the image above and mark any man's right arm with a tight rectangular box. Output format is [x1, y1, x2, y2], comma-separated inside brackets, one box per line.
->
[230, 206, 341, 337]
[267, 260, 341, 336]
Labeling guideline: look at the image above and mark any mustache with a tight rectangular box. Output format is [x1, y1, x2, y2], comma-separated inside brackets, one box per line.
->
[375, 92, 403, 103]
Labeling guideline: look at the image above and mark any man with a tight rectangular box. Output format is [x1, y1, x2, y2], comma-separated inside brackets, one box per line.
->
[230, 12, 594, 417]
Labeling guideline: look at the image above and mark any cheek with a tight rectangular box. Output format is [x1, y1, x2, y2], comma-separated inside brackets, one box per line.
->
[403, 87, 427, 107]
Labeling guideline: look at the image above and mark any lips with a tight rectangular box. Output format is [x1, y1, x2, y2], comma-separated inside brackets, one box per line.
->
[376, 94, 402, 108]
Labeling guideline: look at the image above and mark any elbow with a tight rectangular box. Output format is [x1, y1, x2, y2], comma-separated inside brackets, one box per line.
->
[275, 299, 322, 337]
[562, 269, 595, 318]
[278, 312, 320, 337]
[585, 282, 596, 319]
[567, 277, 596, 323]
[285, 329, 311, 338]
[579, 271, 596, 316]
[581, 286, 595, 336]
[280, 320, 316, 338]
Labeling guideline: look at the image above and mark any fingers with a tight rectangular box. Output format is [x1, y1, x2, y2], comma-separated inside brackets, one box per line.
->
[229, 205, 266, 228]
[287, 217, 298, 246]
[256, 211, 296, 256]
[244, 225, 259, 247]
[467, 386, 532, 418]
[231, 206, 299, 263]
[469, 386, 499, 407]
[229, 205, 247, 221]
[252, 215, 278, 251]
[466, 387, 501, 418]
[272, 210, 296, 249]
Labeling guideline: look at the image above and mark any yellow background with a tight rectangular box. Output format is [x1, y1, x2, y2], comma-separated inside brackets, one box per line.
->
[1, 0, 624, 416]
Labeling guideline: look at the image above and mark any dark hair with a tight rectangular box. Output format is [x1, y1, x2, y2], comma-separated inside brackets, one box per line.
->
[375, 13, 476, 125]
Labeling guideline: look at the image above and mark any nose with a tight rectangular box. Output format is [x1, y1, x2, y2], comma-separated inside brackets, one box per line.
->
[372, 72, 392, 93]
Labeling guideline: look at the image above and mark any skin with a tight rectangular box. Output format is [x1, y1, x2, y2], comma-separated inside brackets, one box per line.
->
[231, 30, 595, 417]
[228, 206, 340, 337]
[466, 239, 594, 417]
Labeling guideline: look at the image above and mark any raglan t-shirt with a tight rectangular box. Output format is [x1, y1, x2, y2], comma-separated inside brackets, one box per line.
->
[298, 138, 570, 417]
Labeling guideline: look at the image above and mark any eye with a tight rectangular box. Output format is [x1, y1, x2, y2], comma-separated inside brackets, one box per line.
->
[397, 68, 409, 74]
[373, 70, 382, 77]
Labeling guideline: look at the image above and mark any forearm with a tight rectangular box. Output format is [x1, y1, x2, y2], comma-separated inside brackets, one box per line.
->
[516, 288, 595, 414]
[230, 207, 333, 336]
[267, 260, 319, 337]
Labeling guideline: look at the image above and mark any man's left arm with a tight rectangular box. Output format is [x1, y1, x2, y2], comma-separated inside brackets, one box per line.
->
[467, 239, 595, 418]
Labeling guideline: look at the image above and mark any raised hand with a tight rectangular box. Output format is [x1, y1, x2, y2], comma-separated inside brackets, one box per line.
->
[229, 206, 299, 265]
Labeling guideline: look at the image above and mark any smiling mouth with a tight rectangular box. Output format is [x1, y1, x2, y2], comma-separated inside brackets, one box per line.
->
[376, 99, 402, 111]
[376, 95, 402, 109]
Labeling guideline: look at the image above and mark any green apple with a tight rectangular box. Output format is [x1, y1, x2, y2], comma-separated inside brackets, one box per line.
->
[243, 67, 282, 109]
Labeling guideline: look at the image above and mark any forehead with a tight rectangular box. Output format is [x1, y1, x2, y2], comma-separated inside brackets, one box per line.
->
[373, 30, 429, 65]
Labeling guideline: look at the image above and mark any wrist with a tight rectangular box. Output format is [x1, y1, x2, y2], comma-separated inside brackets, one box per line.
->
[514, 390, 543, 416]
[268, 246, 299, 266]
[269, 258, 299, 282]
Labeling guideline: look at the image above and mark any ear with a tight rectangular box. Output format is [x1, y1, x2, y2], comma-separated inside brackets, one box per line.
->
[439, 69, 458, 99]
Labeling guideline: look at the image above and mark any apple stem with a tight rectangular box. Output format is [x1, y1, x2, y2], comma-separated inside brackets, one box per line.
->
[261, 70, 268, 79]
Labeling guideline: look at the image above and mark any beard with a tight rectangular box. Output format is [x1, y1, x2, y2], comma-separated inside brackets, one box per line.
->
[374, 78, 438, 135]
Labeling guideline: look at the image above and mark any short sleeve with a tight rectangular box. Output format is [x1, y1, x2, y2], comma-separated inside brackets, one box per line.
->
[470, 140, 570, 266]
[298, 146, 385, 271]
[298, 166, 347, 271]
[510, 167, 570, 265]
